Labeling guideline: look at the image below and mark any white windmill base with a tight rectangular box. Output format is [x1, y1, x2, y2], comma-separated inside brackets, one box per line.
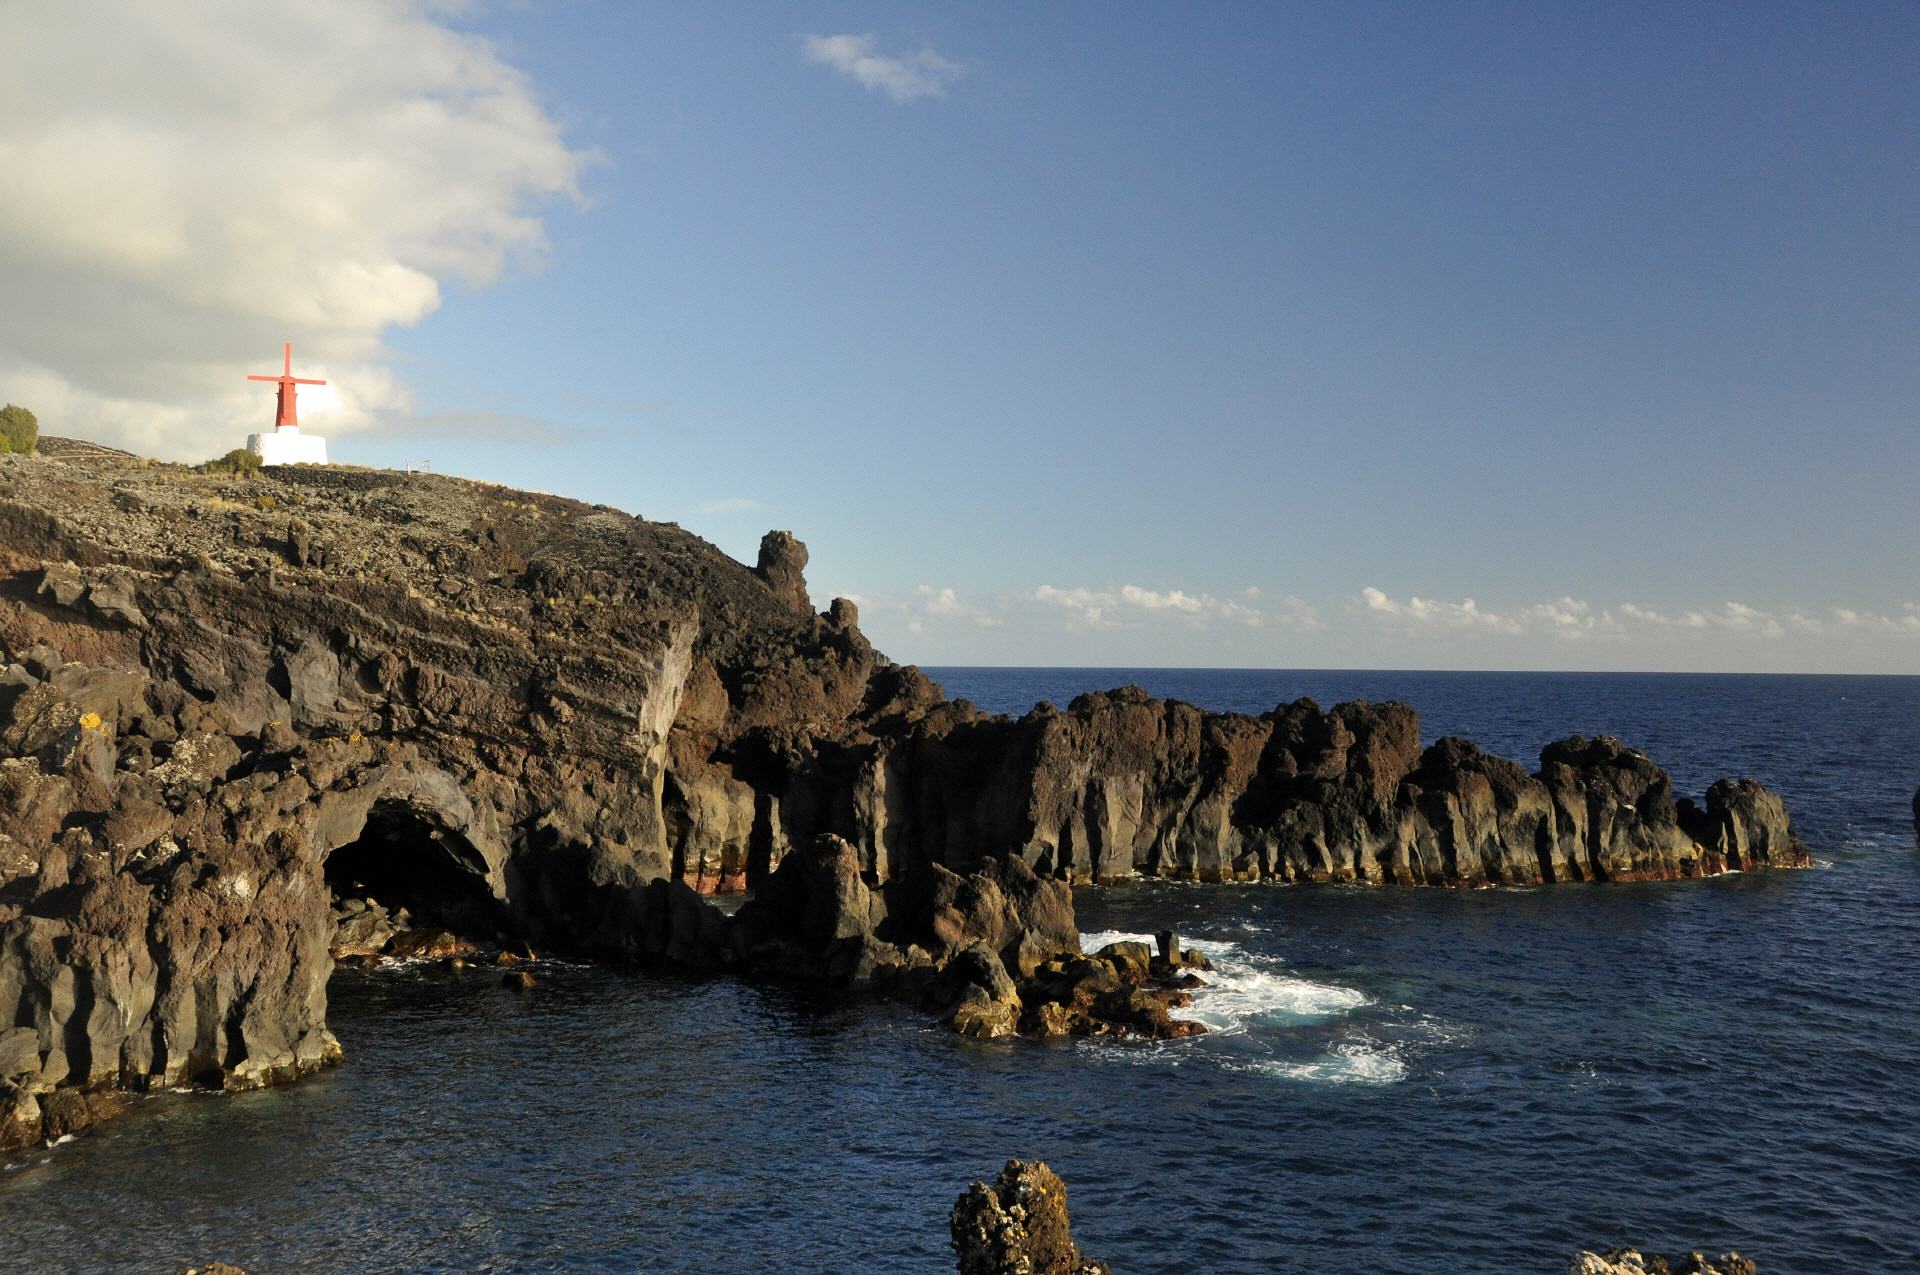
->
[247, 426, 328, 466]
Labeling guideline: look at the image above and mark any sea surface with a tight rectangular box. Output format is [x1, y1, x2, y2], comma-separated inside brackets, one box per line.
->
[4, 669, 1917, 1273]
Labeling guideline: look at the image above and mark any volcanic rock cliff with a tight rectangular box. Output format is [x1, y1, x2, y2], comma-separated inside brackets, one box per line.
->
[0, 441, 1807, 1150]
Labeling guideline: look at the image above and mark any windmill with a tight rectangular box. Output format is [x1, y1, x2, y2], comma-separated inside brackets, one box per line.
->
[244, 342, 330, 465]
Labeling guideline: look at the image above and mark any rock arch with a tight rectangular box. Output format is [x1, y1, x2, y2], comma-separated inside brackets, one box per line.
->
[311, 766, 513, 938]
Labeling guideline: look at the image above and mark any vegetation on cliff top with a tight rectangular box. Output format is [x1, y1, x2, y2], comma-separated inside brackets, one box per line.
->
[0, 405, 37, 455]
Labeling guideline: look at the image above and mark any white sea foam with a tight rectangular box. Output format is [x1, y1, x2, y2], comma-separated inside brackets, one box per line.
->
[1074, 925, 1433, 1085]
[1079, 928, 1240, 954]
[1078, 929, 1367, 1033]
[1226, 1037, 1409, 1086]
[1174, 960, 1369, 1034]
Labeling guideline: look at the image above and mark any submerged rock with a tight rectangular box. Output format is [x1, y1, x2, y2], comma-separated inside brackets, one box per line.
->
[951, 1159, 1110, 1275]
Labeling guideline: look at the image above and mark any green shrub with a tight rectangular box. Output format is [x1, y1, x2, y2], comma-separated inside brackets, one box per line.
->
[204, 448, 263, 478]
[0, 404, 37, 454]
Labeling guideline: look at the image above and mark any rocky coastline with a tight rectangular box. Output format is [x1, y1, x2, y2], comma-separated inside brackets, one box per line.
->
[0, 441, 1809, 1156]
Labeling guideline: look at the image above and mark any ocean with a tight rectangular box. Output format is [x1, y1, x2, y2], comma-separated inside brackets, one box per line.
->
[3, 669, 1916, 1273]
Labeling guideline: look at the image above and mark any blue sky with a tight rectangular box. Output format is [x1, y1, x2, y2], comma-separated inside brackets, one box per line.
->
[4, 3, 1917, 671]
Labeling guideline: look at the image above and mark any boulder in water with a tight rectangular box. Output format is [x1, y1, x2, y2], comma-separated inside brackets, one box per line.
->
[950, 1159, 1110, 1275]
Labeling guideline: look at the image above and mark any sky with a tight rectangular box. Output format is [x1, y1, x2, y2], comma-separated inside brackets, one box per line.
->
[1, 1, 1916, 673]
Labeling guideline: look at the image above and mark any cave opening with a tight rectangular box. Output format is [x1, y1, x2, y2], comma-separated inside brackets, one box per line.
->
[324, 801, 505, 944]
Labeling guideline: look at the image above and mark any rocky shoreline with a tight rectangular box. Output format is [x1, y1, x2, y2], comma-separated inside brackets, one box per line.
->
[0, 441, 1810, 1156]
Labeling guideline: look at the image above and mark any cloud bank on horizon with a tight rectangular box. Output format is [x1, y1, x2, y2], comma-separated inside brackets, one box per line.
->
[0, 0, 584, 460]
[821, 581, 1920, 671]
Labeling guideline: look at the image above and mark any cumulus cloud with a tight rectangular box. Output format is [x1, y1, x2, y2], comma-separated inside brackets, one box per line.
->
[0, 1, 586, 459]
[1032, 584, 1120, 628]
[801, 33, 965, 103]
[908, 584, 1002, 633]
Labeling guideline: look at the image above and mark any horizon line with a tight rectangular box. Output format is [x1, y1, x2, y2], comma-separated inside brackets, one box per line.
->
[912, 663, 1920, 678]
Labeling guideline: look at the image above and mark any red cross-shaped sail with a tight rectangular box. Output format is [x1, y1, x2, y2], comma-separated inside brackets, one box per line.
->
[247, 342, 326, 429]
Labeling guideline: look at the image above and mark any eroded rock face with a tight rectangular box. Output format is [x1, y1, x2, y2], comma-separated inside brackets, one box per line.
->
[759, 691, 1806, 889]
[728, 833, 1081, 992]
[0, 443, 1810, 1148]
[951, 1159, 1111, 1275]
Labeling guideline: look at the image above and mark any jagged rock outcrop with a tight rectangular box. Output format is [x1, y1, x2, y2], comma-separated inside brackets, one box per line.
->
[951, 1160, 1110, 1275]
[759, 689, 1806, 889]
[0, 442, 1809, 1153]
[752, 529, 811, 618]
[1570, 1249, 1757, 1275]
[725, 833, 1206, 1039]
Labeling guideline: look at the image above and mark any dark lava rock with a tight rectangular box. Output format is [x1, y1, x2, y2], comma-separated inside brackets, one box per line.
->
[0, 441, 1808, 1144]
[951, 1159, 1110, 1275]
[928, 945, 1022, 1039]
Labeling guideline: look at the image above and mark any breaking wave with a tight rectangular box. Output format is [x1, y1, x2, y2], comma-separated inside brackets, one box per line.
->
[1077, 927, 1399, 1085]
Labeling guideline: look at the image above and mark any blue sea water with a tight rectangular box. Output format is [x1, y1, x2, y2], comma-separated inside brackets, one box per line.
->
[3, 669, 1917, 1273]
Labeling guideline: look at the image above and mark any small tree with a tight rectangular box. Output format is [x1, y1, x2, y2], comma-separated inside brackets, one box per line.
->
[204, 448, 263, 478]
[0, 404, 37, 454]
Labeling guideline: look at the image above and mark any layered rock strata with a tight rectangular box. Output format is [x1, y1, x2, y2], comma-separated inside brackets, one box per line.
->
[0, 442, 1809, 1152]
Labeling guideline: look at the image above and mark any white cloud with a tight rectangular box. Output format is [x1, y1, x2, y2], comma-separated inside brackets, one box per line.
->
[1360, 586, 1524, 633]
[909, 584, 1002, 629]
[0, 1, 587, 460]
[816, 584, 1003, 634]
[913, 584, 999, 625]
[1033, 584, 1116, 628]
[1036, 583, 1314, 631]
[801, 33, 965, 103]
[823, 581, 1315, 637]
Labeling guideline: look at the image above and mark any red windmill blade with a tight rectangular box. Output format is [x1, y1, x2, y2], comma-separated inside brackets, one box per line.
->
[247, 342, 327, 428]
